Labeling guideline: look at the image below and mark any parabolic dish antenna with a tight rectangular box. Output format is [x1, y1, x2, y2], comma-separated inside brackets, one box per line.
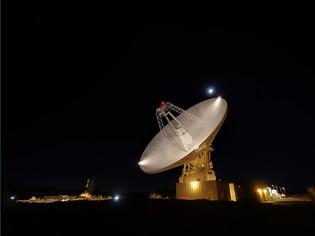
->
[139, 97, 227, 174]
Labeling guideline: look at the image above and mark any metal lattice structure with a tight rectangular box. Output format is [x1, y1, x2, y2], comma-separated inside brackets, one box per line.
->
[155, 101, 204, 151]
[180, 144, 216, 183]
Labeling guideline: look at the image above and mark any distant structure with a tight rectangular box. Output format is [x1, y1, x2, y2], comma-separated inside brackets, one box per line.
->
[149, 193, 163, 199]
[253, 184, 287, 202]
[85, 178, 95, 194]
[17, 178, 111, 203]
[80, 178, 95, 198]
[139, 98, 237, 201]
[307, 185, 315, 201]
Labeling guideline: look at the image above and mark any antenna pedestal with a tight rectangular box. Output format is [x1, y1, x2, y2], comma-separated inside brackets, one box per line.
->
[178, 144, 216, 183]
[176, 144, 237, 201]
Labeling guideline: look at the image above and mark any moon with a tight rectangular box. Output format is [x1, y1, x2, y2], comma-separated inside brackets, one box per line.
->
[208, 87, 215, 95]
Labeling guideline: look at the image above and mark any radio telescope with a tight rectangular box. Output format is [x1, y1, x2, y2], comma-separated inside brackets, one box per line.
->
[139, 97, 237, 201]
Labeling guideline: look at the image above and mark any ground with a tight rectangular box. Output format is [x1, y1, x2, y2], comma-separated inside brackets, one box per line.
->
[3, 198, 315, 235]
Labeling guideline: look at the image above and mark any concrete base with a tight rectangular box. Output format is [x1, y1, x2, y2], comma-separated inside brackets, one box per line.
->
[176, 180, 237, 201]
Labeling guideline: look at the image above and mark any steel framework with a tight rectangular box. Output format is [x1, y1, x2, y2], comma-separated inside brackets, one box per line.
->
[155, 102, 204, 151]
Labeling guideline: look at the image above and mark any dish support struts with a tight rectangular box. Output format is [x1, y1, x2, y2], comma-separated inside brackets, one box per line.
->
[156, 101, 204, 152]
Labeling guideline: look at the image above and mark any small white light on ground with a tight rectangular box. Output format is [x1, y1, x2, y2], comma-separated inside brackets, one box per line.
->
[113, 195, 120, 201]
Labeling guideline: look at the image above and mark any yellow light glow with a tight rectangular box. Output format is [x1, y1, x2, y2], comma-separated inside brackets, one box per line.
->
[257, 188, 262, 194]
[190, 181, 199, 190]
[263, 189, 267, 194]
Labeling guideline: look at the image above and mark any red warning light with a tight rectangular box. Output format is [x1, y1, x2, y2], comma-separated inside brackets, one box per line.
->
[159, 101, 166, 109]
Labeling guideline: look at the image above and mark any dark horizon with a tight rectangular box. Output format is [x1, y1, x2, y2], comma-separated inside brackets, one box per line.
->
[3, 11, 315, 195]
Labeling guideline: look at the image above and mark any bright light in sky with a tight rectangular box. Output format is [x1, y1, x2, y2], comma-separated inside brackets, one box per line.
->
[113, 195, 120, 201]
[207, 87, 215, 95]
[10, 195, 15, 200]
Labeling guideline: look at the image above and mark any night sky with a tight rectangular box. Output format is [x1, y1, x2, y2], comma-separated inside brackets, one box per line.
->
[4, 10, 315, 195]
